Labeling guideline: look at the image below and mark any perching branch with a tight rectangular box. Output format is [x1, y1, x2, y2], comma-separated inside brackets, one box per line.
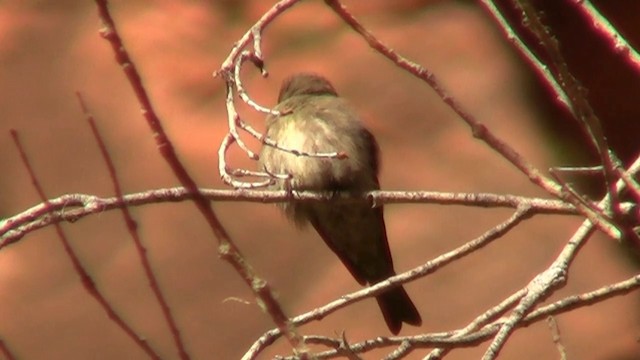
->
[1, 189, 591, 247]
[1, 1, 638, 359]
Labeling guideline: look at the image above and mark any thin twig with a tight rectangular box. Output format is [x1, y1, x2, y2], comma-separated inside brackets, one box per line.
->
[94, 0, 306, 354]
[215, 0, 348, 188]
[0, 338, 16, 360]
[10, 130, 161, 359]
[478, 0, 574, 114]
[215, 0, 303, 76]
[424, 289, 527, 359]
[324, 0, 621, 241]
[511, 0, 625, 244]
[77, 93, 190, 360]
[481, 155, 640, 360]
[243, 206, 533, 360]
[234, 51, 281, 116]
[270, 272, 640, 359]
[383, 340, 413, 360]
[551, 165, 603, 176]
[571, 0, 640, 75]
[547, 316, 568, 360]
[218, 64, 345, 188]
[610, 152, 640, 206]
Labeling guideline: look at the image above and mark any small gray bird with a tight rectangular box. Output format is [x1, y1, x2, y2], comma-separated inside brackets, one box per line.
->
[258, 73, 421, 334]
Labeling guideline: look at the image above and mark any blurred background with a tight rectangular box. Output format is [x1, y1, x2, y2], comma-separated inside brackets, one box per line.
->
[0, 0, 639, 359]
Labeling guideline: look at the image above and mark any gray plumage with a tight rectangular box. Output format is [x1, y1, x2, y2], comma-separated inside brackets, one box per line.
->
[258, 73, 421, 334]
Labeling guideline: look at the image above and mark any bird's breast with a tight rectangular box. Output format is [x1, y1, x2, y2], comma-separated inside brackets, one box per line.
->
[268, 116, 369, 190]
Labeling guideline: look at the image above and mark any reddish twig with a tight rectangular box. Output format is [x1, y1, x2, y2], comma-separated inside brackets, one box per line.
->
[510, 0, 629, 245]
[570, 0, 640, 76]
[478, 0, 573, 114]
[10, 130, 161, 359]
[324, 0, 621, 241]
[0, 338, 16, 360]
[77, 93, 190, 360]
[94, 0, 306, 354]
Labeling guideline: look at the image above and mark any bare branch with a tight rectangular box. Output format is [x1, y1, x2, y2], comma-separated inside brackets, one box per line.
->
[3, 1, 637, 358]
[425, 289, 527, 359]
[525, 273, 640, 322]
[249, 150, 640, 359]
[511, 0, 627, 244]
[265, 272, 640, 359]
[481, 154, 640, 359]
[478, 0, 574, 114]
[243, 206, 532, 360]
[0, 337, 16, 360]
[10, 130, 162, 359]
[1, 189, 589, 247]
[77, 93, 190, 359]
[571, 0, 640, 75]
[215, 0, 303, 77]
[214, 0, 350, 188]
[546, 317, 568, 360]
[324, 0, 622, 241]
[234, 51, 281, 116]
[94, 0, 306, 354]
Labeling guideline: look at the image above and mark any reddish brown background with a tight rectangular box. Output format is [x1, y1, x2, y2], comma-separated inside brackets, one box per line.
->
[0, 1, 638, 359]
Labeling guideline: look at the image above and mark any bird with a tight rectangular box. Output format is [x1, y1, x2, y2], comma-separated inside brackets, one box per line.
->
[257, 73, 422, 334]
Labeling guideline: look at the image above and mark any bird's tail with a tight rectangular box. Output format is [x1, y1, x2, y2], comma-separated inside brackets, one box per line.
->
[375, 286, 422, 335]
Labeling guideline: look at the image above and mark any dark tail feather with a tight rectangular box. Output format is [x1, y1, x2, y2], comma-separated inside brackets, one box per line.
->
[375, 286, 422, 335]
